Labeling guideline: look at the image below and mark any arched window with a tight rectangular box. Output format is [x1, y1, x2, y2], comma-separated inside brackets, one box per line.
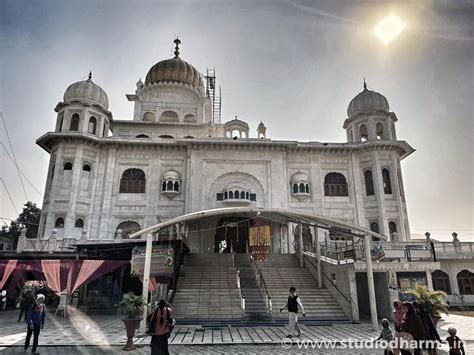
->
[376, 122, 384, 139]
[240, 191, 245, 199]
[183, 114, 196, 122]
[299, 183, 305, 193]
[82, 164, 91, 172]
[432, 270, 451, 295]
[457, 270, 474, 295]
[64, 162, 73, 170]
[305, 184, 309, 193]
[229, 191, 234, 199]
[162, 181, 166, 191]
[55, 217, 64, 228]
[75, 219, 84, 228]
[70, 114, 80, 131]
[360, 124, 368, 142]
[324, 172, 348, 196]
[167, 181, 173, 191]
[116, 221, 141, 239]
[382, 168, 392, 194]
[370, 222, 380, 233]
[224, 191, 228, 199]
[388, 221, 397, 234]
[293, 184, 298, 194]
[174, 181, 179, 192]
[119, 168, 146, 193]
[159, 110, 178, 123]
[246, 192, 249, 200]
[88, 116, 97, 134]
[234, 190, 239, 199]
[143, 112, 155, 122]
[364, 169, 375, 196]
[136, 134, 150, 138]
[58, 116, 64, 131]
[158, 135, 174, 139]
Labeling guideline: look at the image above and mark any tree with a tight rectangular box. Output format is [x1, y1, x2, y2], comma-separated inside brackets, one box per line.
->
[17, 201, 41, 238]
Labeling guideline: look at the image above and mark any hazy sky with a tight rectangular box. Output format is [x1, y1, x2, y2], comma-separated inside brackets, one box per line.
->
[1, 0, 472, 241]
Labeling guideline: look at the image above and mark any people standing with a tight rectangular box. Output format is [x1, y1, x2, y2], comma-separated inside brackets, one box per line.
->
[18, 288, 35, 322]
[413, 301, 441, 355]
[392, 300, 406, 355]
[400, 302, 426, 355]
[24, 294, 46, 354]
[1, 289, 7, 310]
[446, 327, 465, 355]
[280, 287, 306, 338]
[374, 318, 394, 355]
[148, 299, 174, 355]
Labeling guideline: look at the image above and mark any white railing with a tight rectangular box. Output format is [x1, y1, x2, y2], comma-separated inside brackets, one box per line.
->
[236, 270, 245, 313]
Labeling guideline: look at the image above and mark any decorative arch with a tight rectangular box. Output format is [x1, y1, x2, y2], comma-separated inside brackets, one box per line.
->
[324, 172, 348, 196]
[143, 112, 155, 122]
[75, 219, 84, 228]
[364, 169, 374, 196]
[158, 135, 174, 139]
[432, 270, 451, 295]
[64, 162, 73, 170]
[370, 221, 380, 233]
[70, 113, 80, 131]
[376, 122, 385, 139]
[82, 164, 91, 172]
[183, 113, 196, 123]
[116, 221, 141, 239]
[55, 217, 64, 228]
[359, 124, 368, 142]
[119, 168, 146, 193]
[136, 134, 150, 138]
[159, 110, 179, 123]
[88, 116, 97, 134]
[382, 168, 392, 194]
[457, 270, 474, 295]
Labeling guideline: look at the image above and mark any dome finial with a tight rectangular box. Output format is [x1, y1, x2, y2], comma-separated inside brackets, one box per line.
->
[88, 70, 93, 81]
[173, 37, 181, 58]
[363, 78, 367, 91]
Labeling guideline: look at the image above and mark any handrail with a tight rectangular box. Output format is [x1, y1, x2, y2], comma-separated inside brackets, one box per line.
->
[236, 270, 245, 313]
[253, 261, 272, 315]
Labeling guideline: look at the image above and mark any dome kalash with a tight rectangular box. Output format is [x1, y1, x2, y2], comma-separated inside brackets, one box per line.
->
[144, 38, 204, 92]
[63, 72, 109, 111]
[347, 80, 389, 118]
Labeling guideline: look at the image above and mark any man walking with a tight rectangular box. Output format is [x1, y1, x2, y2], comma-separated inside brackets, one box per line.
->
[280, 287, 305, 338]
[18, 287, 34, 322]
[24, 294, 46, 354]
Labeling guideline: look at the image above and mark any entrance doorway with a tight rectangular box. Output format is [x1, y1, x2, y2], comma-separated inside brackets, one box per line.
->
[214, 217, 251, 253]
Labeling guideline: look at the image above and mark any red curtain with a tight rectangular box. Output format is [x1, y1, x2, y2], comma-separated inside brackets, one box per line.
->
[71, 260, 104, 294]
[41, 260, 62, 295]
[0, 260, 18, 289]
[139, 276, 158, 292]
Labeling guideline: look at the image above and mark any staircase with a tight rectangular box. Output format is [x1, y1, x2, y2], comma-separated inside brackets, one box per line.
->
[258, 254, 348, 321]
[234, 254, 270, 321]
[171, 253, 243, 322]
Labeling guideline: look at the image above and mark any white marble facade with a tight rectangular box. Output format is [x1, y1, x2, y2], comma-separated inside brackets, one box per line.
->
[36, 41, 414, 249]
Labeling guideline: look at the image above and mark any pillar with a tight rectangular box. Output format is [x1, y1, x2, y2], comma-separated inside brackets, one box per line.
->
[348, 269, 360, 321]
[315, 227, 322, 288]
[299, 224, 304, 268]
[426, 269, 433, 291]
[287, 222, 295, 254]
[364, 234, 378, 331]
[140, 232, 153, 333]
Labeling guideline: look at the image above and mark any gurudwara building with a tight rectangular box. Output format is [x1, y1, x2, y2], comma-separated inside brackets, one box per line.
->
[8, 39, 473, 325]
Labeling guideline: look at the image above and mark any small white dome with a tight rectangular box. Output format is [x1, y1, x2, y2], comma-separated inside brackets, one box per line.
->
[163, 170, 181, 180]
[347, 82, 389, 117]
[291, 172, 308, 182]
[63, 75, 109, 111]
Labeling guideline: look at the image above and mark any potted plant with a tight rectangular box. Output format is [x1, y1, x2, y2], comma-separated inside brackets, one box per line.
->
[118, 292, 145, 351]
[407, 283, 449, 326]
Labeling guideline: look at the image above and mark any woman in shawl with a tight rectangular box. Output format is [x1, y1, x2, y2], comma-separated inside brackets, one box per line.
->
[392, 300, 406, 355]
[401, 302, 426, 355]
[413, 301, 441, 355]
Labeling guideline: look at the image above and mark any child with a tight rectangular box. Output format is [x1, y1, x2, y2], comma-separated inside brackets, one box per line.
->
[446, 327, 465, 355]
[374, 318, 394, 355]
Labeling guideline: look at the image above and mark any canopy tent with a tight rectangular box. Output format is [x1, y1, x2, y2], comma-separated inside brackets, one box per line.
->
[129, 207, 385, 331]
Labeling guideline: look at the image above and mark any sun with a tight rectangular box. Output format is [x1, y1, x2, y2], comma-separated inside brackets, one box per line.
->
[373, 15, 406, 44]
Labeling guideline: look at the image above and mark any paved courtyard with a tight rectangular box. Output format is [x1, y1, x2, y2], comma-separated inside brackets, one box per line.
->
[0, 308, 472, 353]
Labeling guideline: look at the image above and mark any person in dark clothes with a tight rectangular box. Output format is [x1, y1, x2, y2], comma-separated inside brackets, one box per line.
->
[280, 287, 306, 338]
[413, 301, 441, 355]
[400, 302, 426, 355]
[18, 288, 35, 322]
[446, 327, 465, 355]
[148, 299, 174, 355]
[24, 294, 46, 354]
